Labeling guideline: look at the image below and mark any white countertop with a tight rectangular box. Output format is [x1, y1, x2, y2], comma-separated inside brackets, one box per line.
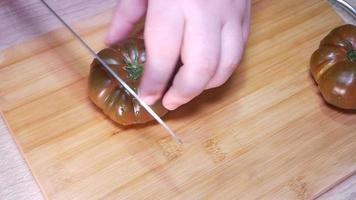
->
[0, 115, 43, 200]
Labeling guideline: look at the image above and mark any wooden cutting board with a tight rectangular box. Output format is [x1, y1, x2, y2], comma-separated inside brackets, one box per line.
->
[1, 0, 355, 199]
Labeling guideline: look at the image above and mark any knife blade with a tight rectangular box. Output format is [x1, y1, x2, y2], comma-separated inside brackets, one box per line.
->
[40, 0, 182, 144]
[333, 0, 356, 18]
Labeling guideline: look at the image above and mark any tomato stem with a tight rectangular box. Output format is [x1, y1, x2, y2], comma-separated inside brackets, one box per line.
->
[122, 46, 144, 81]
[347, 49, 356, 62]
[124, 64, 143, 81]
[342, 40, 356, 62]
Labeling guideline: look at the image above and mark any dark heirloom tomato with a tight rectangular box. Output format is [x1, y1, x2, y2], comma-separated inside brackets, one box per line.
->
[310, 24, 356, 110]
[88, 38, 168, 125]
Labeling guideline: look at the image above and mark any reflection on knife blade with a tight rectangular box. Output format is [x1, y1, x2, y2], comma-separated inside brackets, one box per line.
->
[39, 0, 182, 144]
[333, 0, 356, 17]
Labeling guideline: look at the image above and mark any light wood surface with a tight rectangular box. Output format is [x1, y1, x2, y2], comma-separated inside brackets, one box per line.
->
[0, 0, 116, 50]
[1, 0, 356, 199]
[0, 1, 115, 199]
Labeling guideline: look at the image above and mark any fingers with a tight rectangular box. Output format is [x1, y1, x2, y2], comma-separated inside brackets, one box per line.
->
[105, 0, 147, 45]
[162, 16, 222, 110]
[205, 1, 250, 89]
[106, 0, 250, 110]
[138, 0, 184, 105]
[206, 21, 244, 89]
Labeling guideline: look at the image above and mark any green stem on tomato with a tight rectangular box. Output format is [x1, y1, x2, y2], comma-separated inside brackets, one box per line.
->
[124, 63, 143, 81]
[347, 49, 356, 62]
[342, 40, 356, 62]
[123, 45, 144, 81]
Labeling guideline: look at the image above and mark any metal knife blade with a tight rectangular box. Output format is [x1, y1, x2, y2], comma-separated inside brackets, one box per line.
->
[40, 0, 182, 144]
[333, 0, 356, 18]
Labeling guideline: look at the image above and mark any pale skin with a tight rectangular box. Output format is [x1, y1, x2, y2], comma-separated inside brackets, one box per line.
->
[106, 0, 251, 110]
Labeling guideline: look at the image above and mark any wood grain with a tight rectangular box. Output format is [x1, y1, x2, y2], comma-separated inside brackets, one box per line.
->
[0, 0, 116, 50]
[0, 1, 116, 199]
[1, 0, 356, 199]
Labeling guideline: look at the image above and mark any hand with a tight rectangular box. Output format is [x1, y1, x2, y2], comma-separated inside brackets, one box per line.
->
[106, 0, 251, 110]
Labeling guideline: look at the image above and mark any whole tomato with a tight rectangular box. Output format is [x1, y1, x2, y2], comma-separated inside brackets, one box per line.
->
[88, 38, 168, 125]
[310, 24, 356, 110]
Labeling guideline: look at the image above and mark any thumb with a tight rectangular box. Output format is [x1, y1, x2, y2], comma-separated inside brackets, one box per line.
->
[105, 0, 147, 45]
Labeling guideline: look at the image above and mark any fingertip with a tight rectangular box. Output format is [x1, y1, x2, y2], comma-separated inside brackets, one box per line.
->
[139, 94, 160, 105]
[105, 29, 117, 46]
[162, 88, 191, 111]
[105, 20, 133, 46]
[137, 86, 159, 104]
[164, 103, 179, 111]
[137, 72, 165, 106]
[105, 0, 147, 45]
[162, 96, 180, 110]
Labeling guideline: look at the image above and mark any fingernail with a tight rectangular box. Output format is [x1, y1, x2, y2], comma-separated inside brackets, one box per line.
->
[105, 28, 116, 45]
[164, 103, 179, 111]
[104, 38, 111, 46]
[141, 95, 158, 105]
[105, 34, 114, 46]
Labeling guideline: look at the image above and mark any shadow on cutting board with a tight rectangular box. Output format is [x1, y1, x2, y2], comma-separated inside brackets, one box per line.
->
[165, 62, 247, 121]
[308, 73, 356, 125]
[319, 102, 356, 126]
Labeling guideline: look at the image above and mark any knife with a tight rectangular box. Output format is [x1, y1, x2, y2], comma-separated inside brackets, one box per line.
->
[40, 0, 182, 144]
[333, 0, 356, 18]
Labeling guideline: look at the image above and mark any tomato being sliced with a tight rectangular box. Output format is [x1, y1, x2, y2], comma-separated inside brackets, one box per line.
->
[88, 38, 168, 125]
